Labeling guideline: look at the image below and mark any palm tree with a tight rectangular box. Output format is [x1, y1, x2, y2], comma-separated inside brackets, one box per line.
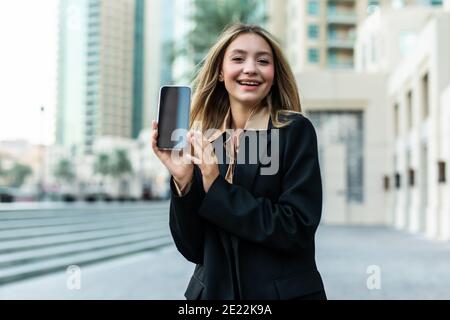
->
[187, 0, 267, 68]
[110, 149, 133, 198]
[93, 153, 111, 193]
[54, 159, 75, 184]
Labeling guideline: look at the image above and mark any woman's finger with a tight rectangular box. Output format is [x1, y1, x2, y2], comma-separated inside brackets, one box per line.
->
[151, 126, 163, 158]
[151, 128, 157, 147]
[197, 131, 216, 162]
[192, 131, 218, 165]
[185, 153, 201, 165]
[181, 131, 193, 159]
[191, 131, 205, 162]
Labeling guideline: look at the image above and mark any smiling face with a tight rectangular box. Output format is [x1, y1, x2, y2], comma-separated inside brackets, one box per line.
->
[220, 33, 275, 109]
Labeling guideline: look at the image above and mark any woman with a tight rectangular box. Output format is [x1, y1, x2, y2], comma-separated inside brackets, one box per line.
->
[151, 23, 326, 300]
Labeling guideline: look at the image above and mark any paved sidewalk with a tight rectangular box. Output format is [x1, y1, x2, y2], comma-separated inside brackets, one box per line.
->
[0, 244, 194, 300]
[1, 225, 450, 299]
[316, 225, 450, 300]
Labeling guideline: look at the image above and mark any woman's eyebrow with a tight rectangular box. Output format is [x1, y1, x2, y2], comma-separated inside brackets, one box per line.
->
[229, 49, 272, 57]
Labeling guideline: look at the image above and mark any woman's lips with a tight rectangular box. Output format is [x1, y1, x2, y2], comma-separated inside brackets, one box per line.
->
[236, 81, 261, 91]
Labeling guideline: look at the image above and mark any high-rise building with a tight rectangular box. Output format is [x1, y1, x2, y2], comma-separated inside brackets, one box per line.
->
[144, 0, 178, 124]
[267, 0, 443, 73]
[56, 0, 88, 153]
[56, 0, 145, 155]
[268, 0, 371, 72]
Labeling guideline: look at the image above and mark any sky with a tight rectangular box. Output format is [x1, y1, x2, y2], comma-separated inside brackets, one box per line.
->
[0, 0, 58, 146]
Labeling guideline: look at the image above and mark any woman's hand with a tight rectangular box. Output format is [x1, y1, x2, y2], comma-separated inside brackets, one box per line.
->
[151, 120, 193, 189]
[188, 131, 220, 193]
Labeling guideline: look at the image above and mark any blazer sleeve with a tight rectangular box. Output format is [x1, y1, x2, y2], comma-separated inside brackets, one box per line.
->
[197, 115, 322, 254]
[169, 166, 205, 264]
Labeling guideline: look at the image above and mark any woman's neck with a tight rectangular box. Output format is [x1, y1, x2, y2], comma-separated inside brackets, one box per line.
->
[229, 101, 258, 130]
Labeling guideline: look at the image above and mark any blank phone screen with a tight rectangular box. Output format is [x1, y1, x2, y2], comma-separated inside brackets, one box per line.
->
[157, 86, 191, 150]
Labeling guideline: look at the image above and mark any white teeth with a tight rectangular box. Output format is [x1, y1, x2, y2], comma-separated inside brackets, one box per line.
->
[238, 81, 260, 86]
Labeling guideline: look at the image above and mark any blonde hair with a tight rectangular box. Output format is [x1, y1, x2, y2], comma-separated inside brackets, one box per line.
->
[189, 23, 302, 131]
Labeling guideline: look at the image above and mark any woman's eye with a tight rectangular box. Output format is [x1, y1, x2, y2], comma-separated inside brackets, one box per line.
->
[258, 60, 269, 65]
[232, 57, 243, 62]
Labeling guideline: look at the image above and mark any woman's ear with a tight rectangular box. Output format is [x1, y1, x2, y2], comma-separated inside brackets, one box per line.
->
[218, 72, 224, 82]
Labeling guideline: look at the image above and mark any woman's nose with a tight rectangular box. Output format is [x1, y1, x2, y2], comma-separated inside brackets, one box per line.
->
[242, 60, 257, 74]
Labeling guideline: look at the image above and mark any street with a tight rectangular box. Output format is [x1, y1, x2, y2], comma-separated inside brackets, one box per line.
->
[0, 202, 449, 299]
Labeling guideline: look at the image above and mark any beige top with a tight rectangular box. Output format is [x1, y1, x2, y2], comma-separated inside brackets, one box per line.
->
[173, 105, 271, 196]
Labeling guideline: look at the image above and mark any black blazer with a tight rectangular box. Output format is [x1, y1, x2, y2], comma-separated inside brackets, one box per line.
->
[169, 113, 326, 300]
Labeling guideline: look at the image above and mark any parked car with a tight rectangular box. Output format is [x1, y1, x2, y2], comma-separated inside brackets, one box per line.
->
[0, 187, 14, 203]
[84, 192, 113, 202]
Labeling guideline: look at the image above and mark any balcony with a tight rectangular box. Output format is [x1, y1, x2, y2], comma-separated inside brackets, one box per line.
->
[327, 11, 357, 25]
[327, 36, 355, 49]
[327, 61, 354, 69]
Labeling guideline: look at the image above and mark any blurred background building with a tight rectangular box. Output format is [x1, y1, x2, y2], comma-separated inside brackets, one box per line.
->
[266, 0, 449, 235]
[56, 0, 144, 155]
[53, 0, 173, 200]
[381, 10, 450, 240]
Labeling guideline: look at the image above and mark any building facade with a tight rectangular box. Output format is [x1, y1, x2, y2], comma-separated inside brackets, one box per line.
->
[355, 5, 442, 73]
[56, 0, 145, 155]
[386, 12, 450, 239]
[268, 0, 376, 73]
[266, 0, 446, 226]
[298, 71, 389, 225]
[267, 0, 443, 74]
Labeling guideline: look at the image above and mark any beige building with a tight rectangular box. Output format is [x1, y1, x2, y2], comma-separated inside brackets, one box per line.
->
[266, 1, 391, 225]
[385, 11, 450, 240]
[267, 0, 444, 74]
[268, 0, 377, 73]
[355, 6, 442, 73]
[266, 0, 446, 226]
[297, 71, 389, 225]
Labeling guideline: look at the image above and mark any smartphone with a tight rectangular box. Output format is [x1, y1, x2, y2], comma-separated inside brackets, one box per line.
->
[156, 85, 191, 150]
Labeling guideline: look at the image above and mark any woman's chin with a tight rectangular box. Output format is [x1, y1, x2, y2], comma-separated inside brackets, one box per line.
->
[234, 95, 264, 106]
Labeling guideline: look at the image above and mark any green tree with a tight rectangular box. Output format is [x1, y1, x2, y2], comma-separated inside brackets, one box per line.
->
[94, 153, 111, 177]
[110, 149, 133, 197]
[6, 163, 33, 188]
[94, 153, 111, 191]
[54, 159, 75, 184]
[0, 159, 4, 178]
[187, 0, 267, 68]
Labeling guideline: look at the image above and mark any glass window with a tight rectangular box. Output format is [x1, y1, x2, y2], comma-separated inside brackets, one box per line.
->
[328, 49, 337, 64]
[438, 161, 446, 183]
[308, 48, 320, 63]
[430, 0, 443, 6]
[308, 25, 320, 39]
[308, 0, 319, 15]
[422, 73, 429, 119]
